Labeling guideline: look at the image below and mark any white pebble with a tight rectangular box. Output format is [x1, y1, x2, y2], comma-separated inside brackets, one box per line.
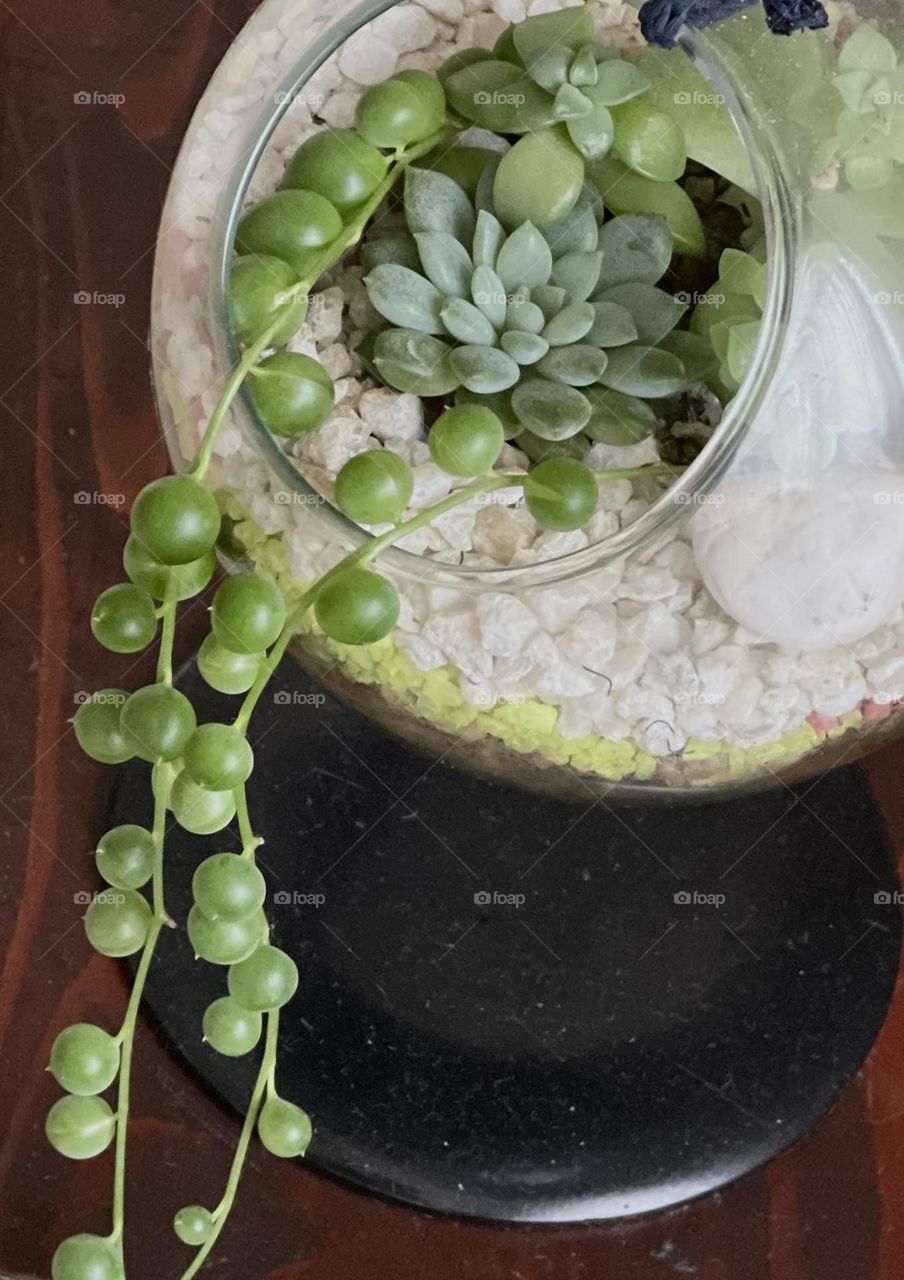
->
[477, 593, 539, 657]
[338, 31, 398, 84]
[359, 388, 424, 442]
[417, 0, 464, 21]
[374, 5, 438, 51]
[423, 609, 493, 683]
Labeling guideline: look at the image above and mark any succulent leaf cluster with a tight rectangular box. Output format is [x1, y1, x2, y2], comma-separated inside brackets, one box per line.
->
[363, 165, 715, 444]
[825, 24, 904, 192]
[440, 6, 652, 163]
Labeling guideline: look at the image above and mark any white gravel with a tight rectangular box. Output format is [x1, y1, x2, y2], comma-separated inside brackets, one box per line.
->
[152, 0, 904, 771]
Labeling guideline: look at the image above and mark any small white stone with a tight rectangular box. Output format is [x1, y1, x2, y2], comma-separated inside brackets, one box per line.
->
[358, 388, 424, 442]
[469, 11, 508, 45]
[410, 461, 454, 508]
[867, 654, 904, 701]
[471, 505, 535, 562]
[586, 509, 619, 542]
[643, 719, 687, 758]
[556, 701, 594, 740]
[395, 630, 448, 672]
[523, 528, 589, 561]
[294, 407, 371, 473]
[621, 498, 651, 526]
[318, 91, 358, 128]
[691, 618, 730, 655]
[644, 652, 700, 702]
[394, 526, 432, 555]
[696, 646, 744, 703]
[374, 5, 438, 51]
[618, 566, 679, 604]
[596, 478, 634, 512]
[614, 687, 676, 729]
[423, 609, 493, 683]
[602, 644, 648, 690]
[477, 592, 539, 657]
[417, 0, 464, 22]
[559, 610, 618, 671]
[625, 603, 686, 654]
[529, 585, 593, 635]
[300, 287, 345, 345]
[493, 0, 527, 21]
[536, 655, 598, 701]
[319, 342, 353, 380]
[338, 31, 398, 84]
[430, 502, 478, 551]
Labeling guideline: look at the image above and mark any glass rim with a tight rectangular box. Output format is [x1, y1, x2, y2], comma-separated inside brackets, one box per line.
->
[202, 0, 796, 590]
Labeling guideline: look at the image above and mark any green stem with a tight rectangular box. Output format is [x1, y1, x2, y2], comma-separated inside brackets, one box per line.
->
[156, 574, 180, 687]
[177, 1013, 280, 1280]
[110, 763, 174, 1247]
[234, 783, 260, 858]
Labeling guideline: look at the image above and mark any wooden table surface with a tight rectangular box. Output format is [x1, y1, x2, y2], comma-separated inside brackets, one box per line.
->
[4, 1, 904, 1276]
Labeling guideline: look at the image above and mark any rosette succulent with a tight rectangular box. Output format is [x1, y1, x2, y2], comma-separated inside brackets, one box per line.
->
[690, 247, 765, 396]
[363, 164, 715, 445]
[824, 23, 904, 192]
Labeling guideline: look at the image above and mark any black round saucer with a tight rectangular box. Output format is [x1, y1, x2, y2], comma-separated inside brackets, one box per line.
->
[112, 659, 901, 1222]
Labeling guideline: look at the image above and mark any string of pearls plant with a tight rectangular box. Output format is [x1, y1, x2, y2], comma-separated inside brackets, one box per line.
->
[42, 8, 739, 1277]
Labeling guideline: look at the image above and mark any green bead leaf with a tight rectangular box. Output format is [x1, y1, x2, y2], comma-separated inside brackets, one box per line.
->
[505, 296, 546, 333]
[517, 429, 590, 462]
[525, 44, 573, 92]
[837, 24, 897, 78]
[373, 329, 458, 395]
[596, 344, 687, 397]
[657, 330, 719, 386]
[542, 200, 599, 254]
[596, 283, 687, 344]
[569, 44, 598, 88]
[449, 344, 521, 393]
[443, 61, 556, 134]
[473, 209, 506, 268]
[833, 68, 877, 115]
[542, 300, 595, 345]
[586, 60, 650, 107]
[362, 237, 421, 272]
[501, 329, 550, 364]
[511, 377, 592, 440]
[595, 213, 672, 287]
[440, 296, 498, 345]
[512, 7, 595, 62]
[551, 250, 603, 300]
[552, 83, 593, 121]
[471, 264, 508, 328]
[532, 284, 568, 320]
[725, 320, 761, 384]
[405, 167, 475, 243]
[584, 388, 658, 444]
[537, 344, 609, 386]
[718, 248, 766, 305]
[587, 299, 638, 347]
[415, 231, 473, 297]
[566, 103, 615, 161]
[364, 263, 445, 334]
[495, 222, 554, 291]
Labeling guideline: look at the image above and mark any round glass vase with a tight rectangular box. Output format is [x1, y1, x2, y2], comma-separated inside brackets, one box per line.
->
[151, 0, 904, 801]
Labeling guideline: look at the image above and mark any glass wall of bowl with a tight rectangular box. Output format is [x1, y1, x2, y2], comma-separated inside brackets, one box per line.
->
[151, 0, 904, 801]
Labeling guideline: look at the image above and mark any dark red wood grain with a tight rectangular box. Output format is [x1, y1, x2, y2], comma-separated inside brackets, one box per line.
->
[2, 3, 904, 1277]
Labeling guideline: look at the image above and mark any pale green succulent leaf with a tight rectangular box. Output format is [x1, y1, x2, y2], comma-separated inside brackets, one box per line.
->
[596, 344, 686, 397]
[362, 237, 421, 273]
[505, 297, 546, 334]
[364, 264, 446, 334]
[449, 344, 521, 393]
[525, 44, 572, 92]
[415, 232, 474, 298]
[511, 377, 592, 440]
[717, 248, 766, 304]
[537, 344, 609, 385]
[518, 429, 590, 462]
[473, 209, 506, 268]
[585, 60, 650, 107]
[566, 103, 615, 160]
[495, 222, 553, 290]
[443, 61, 556, 133]
[595, 214, 673, 288]
[833, 68, 877, 114]
[543, 300, 595, 345]
[373, 329, 459, 395]
[845, 152, 894, 191]
[532, 284, 568, 320]
[569, 44, 598, 88]
[584, 387, 658, 445]
[440, 297, 498, 345]
[837, 24, 897, 78]
[551, 250, 603, 300]
[596, 282, 687, 344]
[725, 320, 762, 384]
[658, 330, 719, 386]
[541, 201, 599, 254]
[475, 152, 503, 213]
[552, 83, 593, 121]
[501, 329, 550, 364]
[405, 167, 476, 243]
[512, 7, 595, 62]
[587, 299, 638, 347]
[471, 264, 508, 327]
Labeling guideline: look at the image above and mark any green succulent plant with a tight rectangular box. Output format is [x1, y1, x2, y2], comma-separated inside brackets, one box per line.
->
[824, 24, 904, 192]
[362, 165, 716, 444]
[690, 247, 765, 396]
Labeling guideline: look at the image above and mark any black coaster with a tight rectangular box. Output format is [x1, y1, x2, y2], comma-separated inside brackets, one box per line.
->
[113, 659, 901, 1222]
